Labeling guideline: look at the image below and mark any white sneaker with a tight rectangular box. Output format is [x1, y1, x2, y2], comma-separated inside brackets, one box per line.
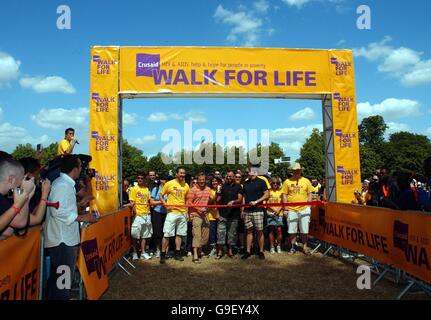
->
[208, 247, 217, 257]
[276, 246, 282, 254]
[187, 251, 192, 257]
[132, 253, 139, 261]
[141, 252, 152, 260]
[270, 247, 276, 254]
[155, 250, 161, 258]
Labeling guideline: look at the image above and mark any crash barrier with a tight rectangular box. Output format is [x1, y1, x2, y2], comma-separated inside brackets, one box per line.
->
[0, 227, 42, 300]
[310, 202, 431, 298]
[77, 207, 133, 300]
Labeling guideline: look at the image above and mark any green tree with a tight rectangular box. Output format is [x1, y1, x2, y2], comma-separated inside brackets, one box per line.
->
[122, 140, 147, 182]
[298, 128, 325, 180]
[358, 115, 388, 146]
[147, 153, 171, 177]
[383, 132, 431, 176]
[41, 143, 59, 165]
[11, 144, 35, 159]
[359, 143, 382, 180]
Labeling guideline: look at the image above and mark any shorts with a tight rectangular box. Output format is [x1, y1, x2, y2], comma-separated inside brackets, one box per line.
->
[267, 214, 284, 227]
[217, 219, 238, 246]
[163, 212, 188, 237]
[287, 207, 311, 234]
[131, 215, 153, 239]
[244, 210, 264, 231]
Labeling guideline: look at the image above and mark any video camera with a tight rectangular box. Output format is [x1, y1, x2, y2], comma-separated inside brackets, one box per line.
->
[40, 154, 95, 182]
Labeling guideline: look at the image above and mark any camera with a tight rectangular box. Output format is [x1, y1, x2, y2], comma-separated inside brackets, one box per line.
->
[7, 187, 22, 198]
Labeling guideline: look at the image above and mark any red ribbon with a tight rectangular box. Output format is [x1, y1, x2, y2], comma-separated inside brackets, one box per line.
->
[140, 201, 324, 208]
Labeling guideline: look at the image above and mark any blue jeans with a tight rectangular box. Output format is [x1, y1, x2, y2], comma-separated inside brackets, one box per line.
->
[209, 220, 217, 245]
[45, 243, 78, 300]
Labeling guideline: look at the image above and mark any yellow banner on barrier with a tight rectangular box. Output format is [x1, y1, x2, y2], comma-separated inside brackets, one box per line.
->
[77, 208, 132, 300]
[310, 203, 431, 284]
[119, 47, 333, 94]
[0, 228, 41, 300]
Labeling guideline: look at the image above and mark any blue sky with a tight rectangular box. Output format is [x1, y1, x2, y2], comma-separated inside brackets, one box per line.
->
[0, 0, 430, 161]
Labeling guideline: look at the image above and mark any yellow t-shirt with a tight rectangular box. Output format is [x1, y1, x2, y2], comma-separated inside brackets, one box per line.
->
[129, 185, 151, 216]
[208, 189, 218, 221]
[160, 179, 190, 214]
[282, 177, 314, 211]
[268, 189, 283, 216]
[57, 139, 70, 155]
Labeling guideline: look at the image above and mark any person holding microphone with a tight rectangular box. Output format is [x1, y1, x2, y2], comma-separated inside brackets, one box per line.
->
[57, 128, 78, 156]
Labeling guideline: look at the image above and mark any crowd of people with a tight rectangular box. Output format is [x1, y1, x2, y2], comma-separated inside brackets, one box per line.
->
[123, 162, 322, 265]
[1, 125, 431, 300]
[352, 161, 431, 212]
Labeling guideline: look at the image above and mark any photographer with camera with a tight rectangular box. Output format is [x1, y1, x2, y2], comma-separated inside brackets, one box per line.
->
[57, 128, 78, 156]
[0, 157, 36, 238]
[44, 155, 97, 300]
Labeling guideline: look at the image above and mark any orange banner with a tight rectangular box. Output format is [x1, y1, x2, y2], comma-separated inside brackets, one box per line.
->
[77, 208, 132, 300]
[0, 228, 41, 300]
[310, 203, 431, 284]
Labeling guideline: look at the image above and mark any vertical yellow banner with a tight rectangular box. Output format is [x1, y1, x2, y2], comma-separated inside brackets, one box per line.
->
[89, 47, 120, 213]
[329, 50, 361, 203]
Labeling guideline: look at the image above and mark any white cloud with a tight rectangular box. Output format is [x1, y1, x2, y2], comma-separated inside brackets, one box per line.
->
[386, 122, 410, 136]
[147, 111, 206, 123]
[0, 51, 20, 86]
[426, 127, 431, 138]
[357, 98, 421, 121]
[282, 0, 311, 8]
[254, 0, 269, 13]
[31, 107, 88, 129]
[354, 37, 431, 86]
[270, 124, 322, 157]
[185, 112, 207, 123]
[123, 113, 138, 125]
[289, 107, 315, 121]
[214, 4, 263, 47]
[20, 76, 76, 94]
[337, 39, 346, 47]
[148, 112, 169, 122]
[0, 122, 51, 152]
[130, 135, 157, 145]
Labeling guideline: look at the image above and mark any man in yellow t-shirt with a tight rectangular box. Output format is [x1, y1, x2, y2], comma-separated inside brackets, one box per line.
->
[159, 167, 190, 264]
[57, 128, 78, 156]
[129, 174, 153, 260]
[282, 163, 314, 255]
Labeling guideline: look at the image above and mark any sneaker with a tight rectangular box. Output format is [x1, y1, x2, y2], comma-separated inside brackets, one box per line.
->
[155, 250, 161, 258]
[276, 246, 282, 254]
[208, 247, 217, 257]
[258, 252, 265, 260]
[174, 253, 184, 261]
[241, 252, 251, 260]
[132, 253, 139, 261]
[270, 247, 276, 254]
[160, 253, 166, 264]
[288, 248, 296, 255]
[141, 252, 152, 260]
[187, 251, 192, 257]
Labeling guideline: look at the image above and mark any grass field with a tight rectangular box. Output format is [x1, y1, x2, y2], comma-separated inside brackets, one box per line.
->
[101, 250, 421, 300]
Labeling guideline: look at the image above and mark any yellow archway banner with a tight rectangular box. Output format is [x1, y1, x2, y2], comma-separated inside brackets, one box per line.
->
[89, 46, 361, 213]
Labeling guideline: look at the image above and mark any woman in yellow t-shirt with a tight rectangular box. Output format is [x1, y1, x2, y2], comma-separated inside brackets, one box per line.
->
[267, 177, 284, 254]
[207, 177, 221, 256]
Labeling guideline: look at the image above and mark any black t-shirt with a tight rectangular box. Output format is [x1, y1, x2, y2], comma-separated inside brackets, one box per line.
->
[243, 178, 268, 212]
[219, 183, 243, 219]
[0, 193, 13, 232]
